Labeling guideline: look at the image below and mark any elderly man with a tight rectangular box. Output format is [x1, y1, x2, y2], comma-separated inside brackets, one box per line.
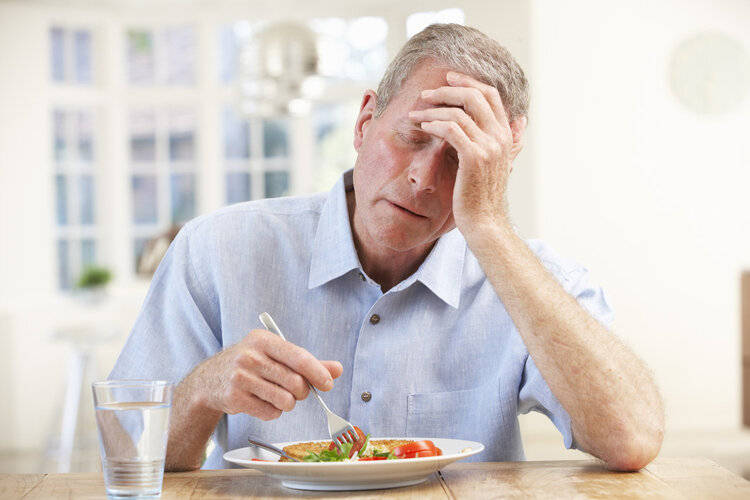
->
[111, 24, 664, 472]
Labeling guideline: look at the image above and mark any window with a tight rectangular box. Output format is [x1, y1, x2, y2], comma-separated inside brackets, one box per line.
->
[406, 8, 465, 38]
[49, 26, 93, 84]
[218, 21, 265, 84]
[220, 17, 388, 84]
[218, 16, 388, 203]
[130, 108, 197, 268]
[310, 17, 388, 82]
[127, 26, 196, 85]
[44, 16, 396, 291]
[53, 109, 99, 289]
[311, 102, 359, 193]
[222, 106, 291, 204]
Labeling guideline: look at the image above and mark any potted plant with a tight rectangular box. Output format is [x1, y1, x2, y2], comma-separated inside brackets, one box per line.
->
[74, 265, 112, 304]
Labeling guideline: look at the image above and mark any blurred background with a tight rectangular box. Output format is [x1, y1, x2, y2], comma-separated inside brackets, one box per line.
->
[1, 0, 749, 477]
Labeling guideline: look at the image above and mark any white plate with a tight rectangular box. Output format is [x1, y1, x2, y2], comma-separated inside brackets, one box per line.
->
[223, 437, 484, 491]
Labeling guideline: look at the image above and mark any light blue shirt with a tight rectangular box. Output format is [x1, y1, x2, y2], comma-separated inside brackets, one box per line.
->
[111, 170, 614, 468]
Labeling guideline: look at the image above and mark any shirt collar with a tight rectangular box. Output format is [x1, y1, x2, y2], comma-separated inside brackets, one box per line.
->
[411, 227, 465, 309]
[308, 169, 466, 309]
[308, 170, 361, 289]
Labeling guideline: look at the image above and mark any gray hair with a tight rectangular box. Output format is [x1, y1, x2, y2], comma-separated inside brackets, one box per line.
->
[374, 24, 529, 122]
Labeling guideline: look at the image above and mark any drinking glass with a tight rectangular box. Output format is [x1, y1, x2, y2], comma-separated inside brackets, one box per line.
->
[92, 380, 173, 499]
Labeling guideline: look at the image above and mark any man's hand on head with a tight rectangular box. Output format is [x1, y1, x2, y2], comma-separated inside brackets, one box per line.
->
[408, 71, 527, 240]
[188, 329, 343, 421]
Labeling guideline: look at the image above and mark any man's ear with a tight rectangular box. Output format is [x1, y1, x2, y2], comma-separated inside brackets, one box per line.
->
[353, 90, 378, 152]
[508, 115, 528, 168]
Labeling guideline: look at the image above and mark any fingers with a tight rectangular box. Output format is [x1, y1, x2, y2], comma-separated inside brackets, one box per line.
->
[248, 329, 333, 391]
[420, 85, 499, 135]
[445, 71, 510, 128]
[419, 120, 475, 162]
[224, 383, 283, 421]
[251, 353, 310, 400]
[321, 360, 343, 381]
[237, 371, 298, 413]
[408, 107, 486, 143]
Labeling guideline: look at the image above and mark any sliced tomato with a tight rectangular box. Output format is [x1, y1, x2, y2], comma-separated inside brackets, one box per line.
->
[328, 426, 369, 457]
[392, 440, 439, 458]
[348, 426, 368, 458]
[357, 456, 387, 461]
[349, 439, 364, 458]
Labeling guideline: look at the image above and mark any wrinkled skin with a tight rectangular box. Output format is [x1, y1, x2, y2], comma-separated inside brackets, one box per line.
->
[349, 60, 526, 289]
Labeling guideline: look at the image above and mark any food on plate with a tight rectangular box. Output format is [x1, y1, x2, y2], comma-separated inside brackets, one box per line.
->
[279, 427, 443, 462]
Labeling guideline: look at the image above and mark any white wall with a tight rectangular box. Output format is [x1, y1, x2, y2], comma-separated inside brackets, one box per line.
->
[530, 0, 750, 431]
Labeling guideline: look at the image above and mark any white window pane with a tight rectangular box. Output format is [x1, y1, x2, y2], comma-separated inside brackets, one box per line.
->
[79, 174, 95, 225]
[50, 27, 65, 82]
[314, 37, 349, 78]
[264, 171, 289, 198]
[406, 9, 465, 38]
[218, 25, 237, 83]
[163, 26, 196, 85]
[226, 172, 251, 204]
[77, 111, 94, 161]
[360, 45, 388, 81]
[310, 18, 347, 38]
[223, 107, 250, 159]
[81, 238, 96, 267]
[57, 239, 70, 289]
[170, 173, 195, 223]
[311, 17, 387, 81]
[348, 17, 388, 50]
[226, 21, 265, 84]
[132, 175, 158, 224]
[55, 174, 68, 225]
[312, 101, 359, 192]
[53, 110, 66, 162]
[348, 18, 387, 81]
[127, 29, 155, 84]
[130, 110, 156, 163]
[74, 30, 92, 84]
[168, 109, 195, 162]
[263, 118, 289, 158]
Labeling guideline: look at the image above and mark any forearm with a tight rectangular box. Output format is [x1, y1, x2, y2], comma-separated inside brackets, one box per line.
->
[465, 223, 664, 470]
[165, 365, 223, 471]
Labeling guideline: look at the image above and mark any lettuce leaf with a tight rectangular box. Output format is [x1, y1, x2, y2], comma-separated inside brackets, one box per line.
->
[302, 441, 353, 462]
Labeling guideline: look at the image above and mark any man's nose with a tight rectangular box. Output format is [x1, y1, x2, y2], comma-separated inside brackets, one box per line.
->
[407, 148, 444, 194]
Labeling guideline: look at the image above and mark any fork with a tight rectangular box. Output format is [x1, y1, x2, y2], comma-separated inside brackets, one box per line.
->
[259, 312, 358, 453]
[247, 436, 300, 462]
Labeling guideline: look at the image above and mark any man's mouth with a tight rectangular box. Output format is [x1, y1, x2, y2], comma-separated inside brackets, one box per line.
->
[388, 201, 427, 218]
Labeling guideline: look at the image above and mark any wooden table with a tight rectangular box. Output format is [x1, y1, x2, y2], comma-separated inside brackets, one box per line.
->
[2, 458, 749, 499]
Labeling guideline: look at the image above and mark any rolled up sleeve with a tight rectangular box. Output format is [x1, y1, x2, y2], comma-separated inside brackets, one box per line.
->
[517, 263, 615, 450]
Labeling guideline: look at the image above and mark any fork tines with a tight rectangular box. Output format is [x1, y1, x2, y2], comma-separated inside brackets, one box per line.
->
[333, 427, 358, 451]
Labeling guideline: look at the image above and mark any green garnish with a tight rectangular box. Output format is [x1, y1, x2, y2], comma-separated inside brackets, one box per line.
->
[302, 441, 354, 462]
[302, 434, 398, 462]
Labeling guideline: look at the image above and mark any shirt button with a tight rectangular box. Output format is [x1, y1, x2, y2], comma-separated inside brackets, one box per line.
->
[369, 314, 380, 325]
[361, 391, 372, 402]
[359, 272, 366, 281]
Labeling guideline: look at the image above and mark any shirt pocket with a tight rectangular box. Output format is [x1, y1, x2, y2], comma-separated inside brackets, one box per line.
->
[406, 385, 513, 444]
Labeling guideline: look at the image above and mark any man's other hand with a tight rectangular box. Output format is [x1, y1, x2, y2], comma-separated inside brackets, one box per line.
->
[409, 71, 527, 238]
[188, 329, 343, 420]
